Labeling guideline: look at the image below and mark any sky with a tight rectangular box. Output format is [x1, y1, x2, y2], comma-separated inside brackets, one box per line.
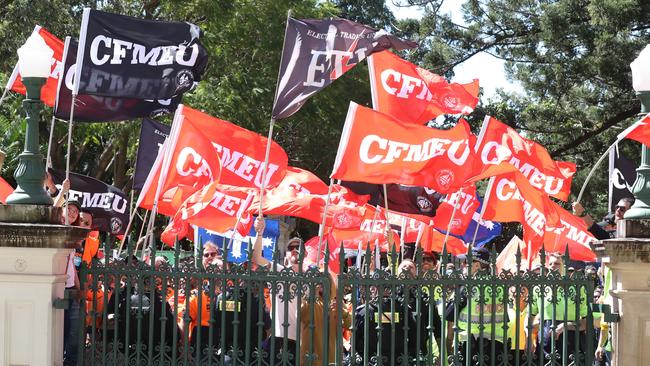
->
[386, 1, 524, 99]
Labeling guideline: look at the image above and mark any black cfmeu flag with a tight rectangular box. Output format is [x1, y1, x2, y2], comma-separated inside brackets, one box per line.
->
[49, 169, 130, 235]
[133, 118, 170, 190]
[609, 148, 636, 211]
[272, 17, 417, 119]
[55, 38, 181, 122]
[74, 8, 208, 99]
[341, 182, 443, 217]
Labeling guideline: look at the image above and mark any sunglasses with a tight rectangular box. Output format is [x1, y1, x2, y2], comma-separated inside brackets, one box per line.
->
[615, 205, 628, 211]
[287, 246, 300, 251]
[203, 252, 218, 258]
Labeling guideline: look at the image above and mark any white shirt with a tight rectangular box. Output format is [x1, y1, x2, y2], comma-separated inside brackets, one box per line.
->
[271, 264, 299, 341]
[65, 251, 76, 288]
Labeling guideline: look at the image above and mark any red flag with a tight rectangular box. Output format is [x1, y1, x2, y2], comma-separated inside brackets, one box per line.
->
[138, 108, 222, 216]
[328, 206, 401, 252]
[303, 233, 342, 275]
[484, 172, 561, 242]
[180, 106, 288, 189]
[391, 213, 466, 255]
[539, 202, 597, 261]
[163, 182, 257, 246]
[0, 177, 14, 204]
[619, 113, 650, 147]
[476, 116, 576, 201]
[258, 168, 369, 227]
[332, 102, 477, 193]
[431, 185, 479, 236]
[368, 51, 479, 123]
[7, 26, 64, 107]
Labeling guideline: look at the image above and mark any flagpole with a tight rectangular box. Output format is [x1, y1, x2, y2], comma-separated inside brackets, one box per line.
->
[227, 215, 243, 252]
[117, 189, 138, 257]
[316, 179, 335, 264]
[577, 139, 620, 203]
[46, 115, 56, 169]
[259, 9, 293, 218]
[64, 94, 76, 225]
[470, 176, 495, 247]
[441, 187, 463, 250]
[400, 216, 406, 260]
[0, 87, 9, 108]
[414, 222, 424, 250]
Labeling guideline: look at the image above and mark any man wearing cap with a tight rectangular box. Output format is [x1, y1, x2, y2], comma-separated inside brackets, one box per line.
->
[445, 247, 508, 365]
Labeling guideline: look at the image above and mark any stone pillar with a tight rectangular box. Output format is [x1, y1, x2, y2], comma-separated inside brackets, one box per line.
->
[595, 219, 650, 366]
[0, 206, 87, 366]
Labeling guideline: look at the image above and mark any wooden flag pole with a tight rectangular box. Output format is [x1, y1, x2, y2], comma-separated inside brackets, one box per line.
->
[64, 93, 76, 225]
[470, 176, 495, 247]
[316, 179, 335, 264]
[441, 187, 463, 249]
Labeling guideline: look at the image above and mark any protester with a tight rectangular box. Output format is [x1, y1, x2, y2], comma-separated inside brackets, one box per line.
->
[530, 253, 588, 363]
[572, 197, 634, 239]
[252, 218, 302, 362]
[445, 247, 508, 365]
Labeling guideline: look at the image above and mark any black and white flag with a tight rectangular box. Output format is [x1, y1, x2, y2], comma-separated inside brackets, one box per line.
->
[341, 181, 443, 217]
[74, 8, 208, 99]
[609, 148, 636, 211]
[133, 118, 171, 190]
[55, 38, 181, 122]
[49, 169, 130, 234]
[272, 17, 417, 120]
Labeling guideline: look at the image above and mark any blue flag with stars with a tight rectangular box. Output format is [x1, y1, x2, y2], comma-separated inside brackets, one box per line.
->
[196, 219, 279, 263]
[458, 196, 502, 247]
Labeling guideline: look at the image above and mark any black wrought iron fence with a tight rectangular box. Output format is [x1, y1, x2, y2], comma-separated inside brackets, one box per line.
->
[77, 238, 599, 366]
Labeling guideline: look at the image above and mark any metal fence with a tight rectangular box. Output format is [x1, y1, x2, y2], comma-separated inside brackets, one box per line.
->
[76, 238, 601, 366]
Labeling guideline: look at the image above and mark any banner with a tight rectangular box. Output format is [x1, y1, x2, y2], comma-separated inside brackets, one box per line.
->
[55, 38, 180, 122]
[272, 17, 417, 119]
[196, 218, 279, 263]
[608, 148, 636, 212]
[368, 50, 479, 124]
[483, 172, 561, 241]
[476, 116, 576, 201]
[6, 25, 64, 107]
[432, 185, 479, 236]
[49, 169, 129, 234]
[332, 102, 476, 193]
[389, 212, 466, 255]
[75, 8, 208, 99]
[134, 118, 171, 190]
[618, 113, 650, 147]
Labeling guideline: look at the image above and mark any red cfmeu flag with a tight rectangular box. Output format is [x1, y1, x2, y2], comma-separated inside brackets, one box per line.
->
[483, 172, 561, 242]
[537, 202, 597, 261]
[328, 205, 401, 252]
[6, 26, 64, 107]
[162, 182, 257, 246]
[331, 102, 477, 194]
[303, 233, 342, 275]
[618, 113, 650, 147]
[181, 106, 288, 189]
[476, 116, 576, 201]
[389, 212, 466, 255]
[256, 167, 370, 228]
[431, 185, 479, 236]
[368, 50, 479, 124]
[0, 177, 14, 204]
[138, 107, 223, 217]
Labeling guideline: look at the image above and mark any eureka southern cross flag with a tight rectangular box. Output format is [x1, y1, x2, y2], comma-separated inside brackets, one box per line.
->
[272, 17, 417, 119]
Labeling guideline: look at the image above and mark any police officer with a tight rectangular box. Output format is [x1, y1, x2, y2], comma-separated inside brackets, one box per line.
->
[445, 247, 508, 365]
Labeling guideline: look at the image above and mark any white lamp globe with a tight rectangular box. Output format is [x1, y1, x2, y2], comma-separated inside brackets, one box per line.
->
[631, 45, 650, 93]
[17, 33, 54, 78]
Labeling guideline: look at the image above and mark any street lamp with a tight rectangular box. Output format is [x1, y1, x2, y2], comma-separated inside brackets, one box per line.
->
[5, 33, 54, 205]
[624, 45, 650, 219]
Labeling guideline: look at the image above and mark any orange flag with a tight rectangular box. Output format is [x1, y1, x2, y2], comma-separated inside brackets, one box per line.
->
[332, 102, 477, 193]
[6, 26, 64, 107]
[0, 177, 14, 204]
[476, 116, 576, 201]
[483, 172, 561, 242]
[619, 113, 650, 147]
[539, 202, 597, 261]
[368, 50, 479, 123]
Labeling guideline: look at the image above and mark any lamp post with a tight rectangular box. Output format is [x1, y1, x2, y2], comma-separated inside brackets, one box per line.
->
[5, 33, 54, 205]
[624, 45, 650, 219]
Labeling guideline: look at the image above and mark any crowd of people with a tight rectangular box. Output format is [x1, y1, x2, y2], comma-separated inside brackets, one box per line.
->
[50, 170, 621, 365]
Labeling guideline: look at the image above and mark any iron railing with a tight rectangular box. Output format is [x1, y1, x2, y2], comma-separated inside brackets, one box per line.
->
[77, 238, 599, 366]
